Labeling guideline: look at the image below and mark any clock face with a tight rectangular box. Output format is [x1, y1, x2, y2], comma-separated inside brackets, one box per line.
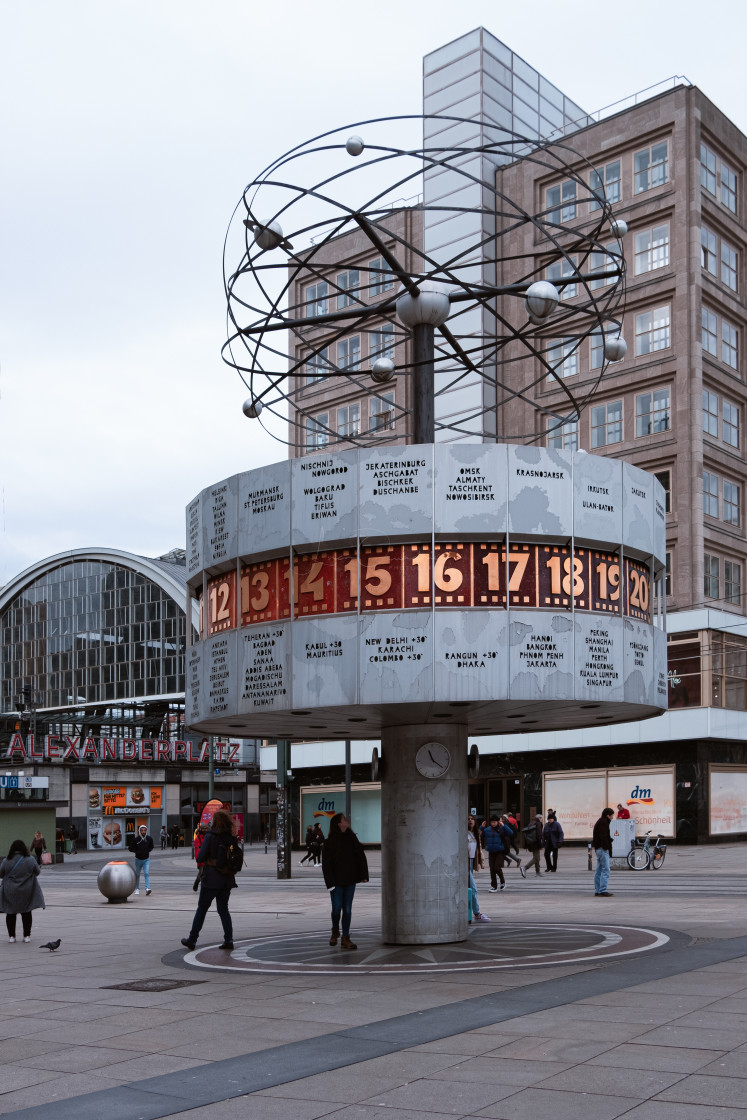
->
[415, 741, 451, 778]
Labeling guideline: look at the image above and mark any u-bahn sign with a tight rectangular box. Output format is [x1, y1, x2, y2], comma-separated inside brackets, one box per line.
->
[185, 445, 667, 739]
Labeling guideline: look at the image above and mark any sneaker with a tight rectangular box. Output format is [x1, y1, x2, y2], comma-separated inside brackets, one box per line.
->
[23, 936, 30, 943]
[145, 889, 152, 896]
[8, 937, 15, 943]
[500, 883, 506, 890]
[219, 942, 234, 950]
[134, 889, 140, 895]
[180, 938, 196, 950]
[596, 891, 614, 897]
[489, 886, 498, 892]
[475, 912, 491, 923]
[520, 865, 527, 879]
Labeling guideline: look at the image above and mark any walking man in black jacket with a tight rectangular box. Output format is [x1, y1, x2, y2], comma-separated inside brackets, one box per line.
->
[129, 825, 154, 896]
[592, 807, 615, 896]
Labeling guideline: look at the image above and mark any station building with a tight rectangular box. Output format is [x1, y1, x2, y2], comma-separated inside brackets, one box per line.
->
[0, 547, 264, 852]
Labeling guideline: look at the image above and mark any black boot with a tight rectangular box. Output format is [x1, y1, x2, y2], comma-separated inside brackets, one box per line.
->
[329, 927, 339, 946]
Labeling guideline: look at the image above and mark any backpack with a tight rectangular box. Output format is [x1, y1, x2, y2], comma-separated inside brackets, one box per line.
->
[522, 824, 539, 850]
[221, 837, 244, 875]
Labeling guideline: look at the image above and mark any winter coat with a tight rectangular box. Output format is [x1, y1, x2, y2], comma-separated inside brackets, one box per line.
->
[196, 828, 237, 890]
[322, 829, 368, 889]
[542, 819, 564, 849]
[0, 855, 46, 914]
[592, 815, 613, 855]
[482, 824, 513, 853]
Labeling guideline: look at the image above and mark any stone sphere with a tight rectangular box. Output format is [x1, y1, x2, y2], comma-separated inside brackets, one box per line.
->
[97, 860, 136, 903]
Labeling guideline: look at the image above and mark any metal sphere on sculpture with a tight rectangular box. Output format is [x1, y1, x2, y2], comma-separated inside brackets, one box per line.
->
[604, 336, 627, 362]
[371, 357, 395, 383]
[611, 218, 628, 239]
[242, 396, 264, 419]
[524, 280, 560, 323]
[395, 282, 451, 328]
[222, 114, 627, 447]
[97, 861, 136, 903]
[345, 134, 365, 156]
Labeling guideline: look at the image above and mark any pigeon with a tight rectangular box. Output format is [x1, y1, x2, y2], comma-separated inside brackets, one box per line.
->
[39, 939, 61, 952]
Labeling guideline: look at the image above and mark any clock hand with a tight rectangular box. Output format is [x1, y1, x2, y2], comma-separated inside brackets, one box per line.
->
[428, 750, 438, 765]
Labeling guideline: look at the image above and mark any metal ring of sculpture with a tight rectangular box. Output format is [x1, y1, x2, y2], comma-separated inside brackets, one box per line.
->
[222, 114, 626, 447]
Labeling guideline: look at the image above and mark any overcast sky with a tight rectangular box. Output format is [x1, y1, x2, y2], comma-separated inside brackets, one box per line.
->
[1, 0, 744, 586]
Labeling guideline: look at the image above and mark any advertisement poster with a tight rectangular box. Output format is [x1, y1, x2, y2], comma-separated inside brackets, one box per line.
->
[608, 769, 675, 835]
[300, 786, 381, 844]
[87, 784, 163, 849]
[543, 767, 675, 839]
[543, 773, 606, 839]
[710, 768, 747, 835]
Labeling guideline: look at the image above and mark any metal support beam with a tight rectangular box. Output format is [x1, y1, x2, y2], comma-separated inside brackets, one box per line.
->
[276, 739, 291, 879]
[412, 323, 435, 444]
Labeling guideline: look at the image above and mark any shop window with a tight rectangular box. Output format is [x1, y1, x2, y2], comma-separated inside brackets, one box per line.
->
[667, 632, 702, 707]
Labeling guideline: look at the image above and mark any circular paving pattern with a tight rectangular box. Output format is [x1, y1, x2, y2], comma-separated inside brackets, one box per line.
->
[180, 923, 668, 974]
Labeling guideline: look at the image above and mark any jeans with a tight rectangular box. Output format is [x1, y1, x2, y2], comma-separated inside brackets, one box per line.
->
[134, 857, 150, 890]
[330, 884, 356, 937]
[188, 887, 233, 944]
[468, 862, 481, 916]
[594, 848, 611, 894]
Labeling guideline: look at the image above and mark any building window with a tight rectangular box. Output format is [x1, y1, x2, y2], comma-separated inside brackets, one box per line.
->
[634, 224, 669, 274]
[634, 141, 668, 193]
[655, 470, 671, 513]
[305, 413, 330, 451]
[702, 308, 718, 356]
[721, 161, 737, 213]
[701, 143, 717, 195]
[703, 389, 719, 436]
[369, 323, 395, 359]
[336, 336, 361, 370]
[547, 419, 578, 450]
[369, 393, 395, 432]
[305, 281, 328, 317]
[547, 180, 577, 223]
[724, 480, 740, 525]
[723, 400, 740, 448]
[725, 561, 742, 606]
[547, 256, 577, 299]
[589, 160, 621, 210]
[337, 403, 360, 438]
[305, 347, 330, 386]
[721, 240, 738, 291]
[636, 388, 670, 436]
[722, 320, 739, 370]
[635, 306, 671, 355]
[590, 329, 606, 371]
[704, 470, 719, 517]
[589, 243, 616, 290]
[336, 270, 360, 309]
[547, 338, 578, 379]
[704, 553, 719, 599]
[591, 400, 622, 448]
[701, 226, 718, 275]
[665, 551, 672, 597]
[369, 258, 395, 297]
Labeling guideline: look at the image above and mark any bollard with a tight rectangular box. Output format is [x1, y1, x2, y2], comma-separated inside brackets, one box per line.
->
[97, 860, 136, 903]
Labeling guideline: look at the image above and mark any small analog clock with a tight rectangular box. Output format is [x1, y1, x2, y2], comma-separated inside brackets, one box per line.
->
[415, 741, 451, 778]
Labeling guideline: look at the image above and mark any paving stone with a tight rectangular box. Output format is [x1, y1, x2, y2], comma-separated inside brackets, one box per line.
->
[656, 1073, 747, 1108]
[586, 1043, 725, 1074]
[472, 1085, 643, 1119]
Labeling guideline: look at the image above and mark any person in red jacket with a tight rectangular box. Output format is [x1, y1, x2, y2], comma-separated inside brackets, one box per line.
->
[616, 803, 631, 819]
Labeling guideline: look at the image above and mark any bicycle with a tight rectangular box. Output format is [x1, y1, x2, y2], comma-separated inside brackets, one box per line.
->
[627, 830, 667, 870]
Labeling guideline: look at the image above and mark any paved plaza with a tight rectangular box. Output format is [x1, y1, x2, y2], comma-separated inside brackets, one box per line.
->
[1, 842, 746, 1118]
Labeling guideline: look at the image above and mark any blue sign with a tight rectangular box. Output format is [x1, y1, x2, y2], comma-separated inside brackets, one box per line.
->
[0, 777, 19, 789]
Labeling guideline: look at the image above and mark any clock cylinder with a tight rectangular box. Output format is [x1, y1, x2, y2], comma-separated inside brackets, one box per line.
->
[381, 722, 468, 944]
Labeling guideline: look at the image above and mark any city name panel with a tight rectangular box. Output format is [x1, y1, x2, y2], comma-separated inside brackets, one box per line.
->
[185, 445, 667, 738]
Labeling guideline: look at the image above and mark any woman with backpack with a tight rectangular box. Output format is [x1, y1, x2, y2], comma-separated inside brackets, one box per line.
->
[521, 814, 545, 875]
[322, 813, 368, 950]
[1, 839, 45, 942]
[181, 810, 238, 952]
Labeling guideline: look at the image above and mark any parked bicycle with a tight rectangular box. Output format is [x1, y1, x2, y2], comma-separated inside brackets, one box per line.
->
[627, 830, 667, 870]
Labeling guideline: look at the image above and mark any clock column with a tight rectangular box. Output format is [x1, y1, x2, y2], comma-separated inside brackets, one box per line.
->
[380, 722, 468, 944]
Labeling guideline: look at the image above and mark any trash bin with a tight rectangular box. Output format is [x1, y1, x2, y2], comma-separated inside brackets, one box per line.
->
[65, 840, 73, 853]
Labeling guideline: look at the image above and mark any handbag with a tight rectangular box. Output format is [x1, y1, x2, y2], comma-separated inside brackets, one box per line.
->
[41, 852, 53, 865]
